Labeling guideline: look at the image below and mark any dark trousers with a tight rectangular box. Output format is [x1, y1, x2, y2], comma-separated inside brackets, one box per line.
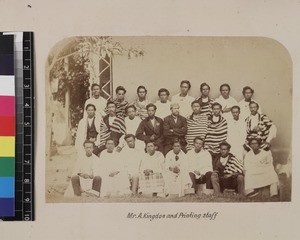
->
[189, 171, 213, 190]
[211, 172, 244, 194]
[71, 175, 102, 196]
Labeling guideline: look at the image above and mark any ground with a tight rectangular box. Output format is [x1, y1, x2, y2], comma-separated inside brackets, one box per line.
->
[46, 146, 291, 203]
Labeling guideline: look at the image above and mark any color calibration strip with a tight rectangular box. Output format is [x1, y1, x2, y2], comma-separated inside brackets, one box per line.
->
[0, 32, 34, 221]
[0, 35, 15, 217]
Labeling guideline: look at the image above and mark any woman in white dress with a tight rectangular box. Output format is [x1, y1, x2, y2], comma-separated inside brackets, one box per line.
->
[244, 138, 279, 197]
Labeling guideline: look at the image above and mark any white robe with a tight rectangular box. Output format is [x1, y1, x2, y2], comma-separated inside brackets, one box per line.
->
[155, 100, 172, 119]
[244, 150, 278, 191]
[97, 151, 130, 197]
[226, 117, 247, 161]
[140, 151, 165, 174]
[84, 96, 107, 118]
[165, 150, 192, 196]
[171, 93, 195, 118]
[215, 95, 238, 120]
[121, 147, 143, 176]
[186, 149, 213, 178]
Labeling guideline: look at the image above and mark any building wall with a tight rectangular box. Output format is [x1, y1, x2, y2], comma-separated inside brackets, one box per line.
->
[112, 37, 292, 151]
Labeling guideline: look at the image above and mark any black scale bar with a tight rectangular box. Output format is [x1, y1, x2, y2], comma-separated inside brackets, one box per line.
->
[1, 32, 34, 221]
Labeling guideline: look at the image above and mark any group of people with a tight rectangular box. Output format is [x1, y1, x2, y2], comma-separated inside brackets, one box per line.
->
[71, 80, 279, 199]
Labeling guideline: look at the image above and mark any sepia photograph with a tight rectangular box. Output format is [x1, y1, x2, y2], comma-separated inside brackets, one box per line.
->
[45, 36, 292, 203]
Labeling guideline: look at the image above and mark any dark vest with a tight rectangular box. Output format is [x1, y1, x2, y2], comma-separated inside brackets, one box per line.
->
[86, 117, 98, 139]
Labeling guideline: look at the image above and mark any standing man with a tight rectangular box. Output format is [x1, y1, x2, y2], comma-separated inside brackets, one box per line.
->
[155, 88, 172, 119]
[215, 83, 237, 120]
[171, 80, 195, 118]
[84, 83, 107, 118]
[186, 137, 213, 193]
[71, 140, 102, 197]
[245, 102, 277, 151]
[99, 101, 126, 153]
[238, 86, 262, 121]
[210, 142, 244, 195]
[226, 106, 247, 161]
[186, 100, 209, 151]
[132, 86, 150, 120]
[204, 102, 228, 155]
[113, 86, 129, 118]
[121, 134, 143, 195]
[196, 83, 214, 116]
[163, 103, 187, 155]
[136, 103, 164, 153]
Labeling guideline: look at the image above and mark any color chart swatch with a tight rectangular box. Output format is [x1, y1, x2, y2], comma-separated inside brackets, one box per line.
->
[0, 35, 15, 217]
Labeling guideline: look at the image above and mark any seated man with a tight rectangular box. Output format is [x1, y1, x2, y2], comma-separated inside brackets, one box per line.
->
[136, 103, 164, 153]
[99, 101, 126, 153]
[210, 142, 244, 195]
[165, 139, 192, 197]
[139, 142, 165, 196]
[163, 103, 187, 155]
[186, 137, 213, 193]
[121, 134, 143, 194]
[97, 138, 131, 197]
[71, 140, 102, 197]
[244, 138, 279, 197]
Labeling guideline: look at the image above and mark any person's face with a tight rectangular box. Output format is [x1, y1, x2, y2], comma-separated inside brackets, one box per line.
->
[147, 106, 156, 118]
[127, 107, 136, 119]
[116, 90, 125, 101]
[171, 105, 180, 116]
[249, 103, 258, 115]
[125, 137, 135, 148]
[146, 143, 156, 155]
[159, 92, 169, 102]
[194, 139, 204, 151]
[84, 143, 94, 156]
[212, 105, 221, 116]
[250, 140, 260, 151]
[201, 85, 210, 97]
[107, 103, 116, 115]
[244, 89, 253, 100]
[173, 142, 181, 154]
[180, 83, 189, 95]
[86, 106, 95, 118]
[106, 140, 115, 152]
[221, 86, 230, 98]
[220, 145, 230, 157]
[92, 86, 100, 97]
[231, 108, 240, 120]
[137, 88, 147, 99]
[192, 103, 201, 114]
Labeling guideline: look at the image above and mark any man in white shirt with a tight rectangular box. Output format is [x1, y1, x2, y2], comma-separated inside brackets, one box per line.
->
[227, 106, 247, 160]
[155, 88, 172, 119]
[71, 140, 102, 196]
[84, 83, 107, 118]
[238, 86, 262, 120]
[97, 138, 131, 197]
[215, 83, 237, 120]
[171, 80, 195, 118]
[186, 137, 213, 193]
[121, 134, 143, 194]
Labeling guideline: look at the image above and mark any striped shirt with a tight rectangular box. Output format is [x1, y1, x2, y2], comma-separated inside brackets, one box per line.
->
[113, 99, 129, 118]
[186, 113, 208, 151]
[204, 115, 228, 154]
[99, 116, 126, 148]
[245, 113, 274, 150]
[196, 97, 214, 116]
[213, 153, 244, 175]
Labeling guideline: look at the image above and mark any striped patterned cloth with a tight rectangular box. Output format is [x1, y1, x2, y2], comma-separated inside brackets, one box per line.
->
[196, 97, 214, 116]
[113, 99, 129, 118]
[204, 115, 228, 154]
[186, 113, 208, 151]
[223, 154, 244, 175]
[139, 173, 165, 193]
[132, 99, 150, 120]
[245, 113, 273, 150]
[99, 116, 126, 148]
